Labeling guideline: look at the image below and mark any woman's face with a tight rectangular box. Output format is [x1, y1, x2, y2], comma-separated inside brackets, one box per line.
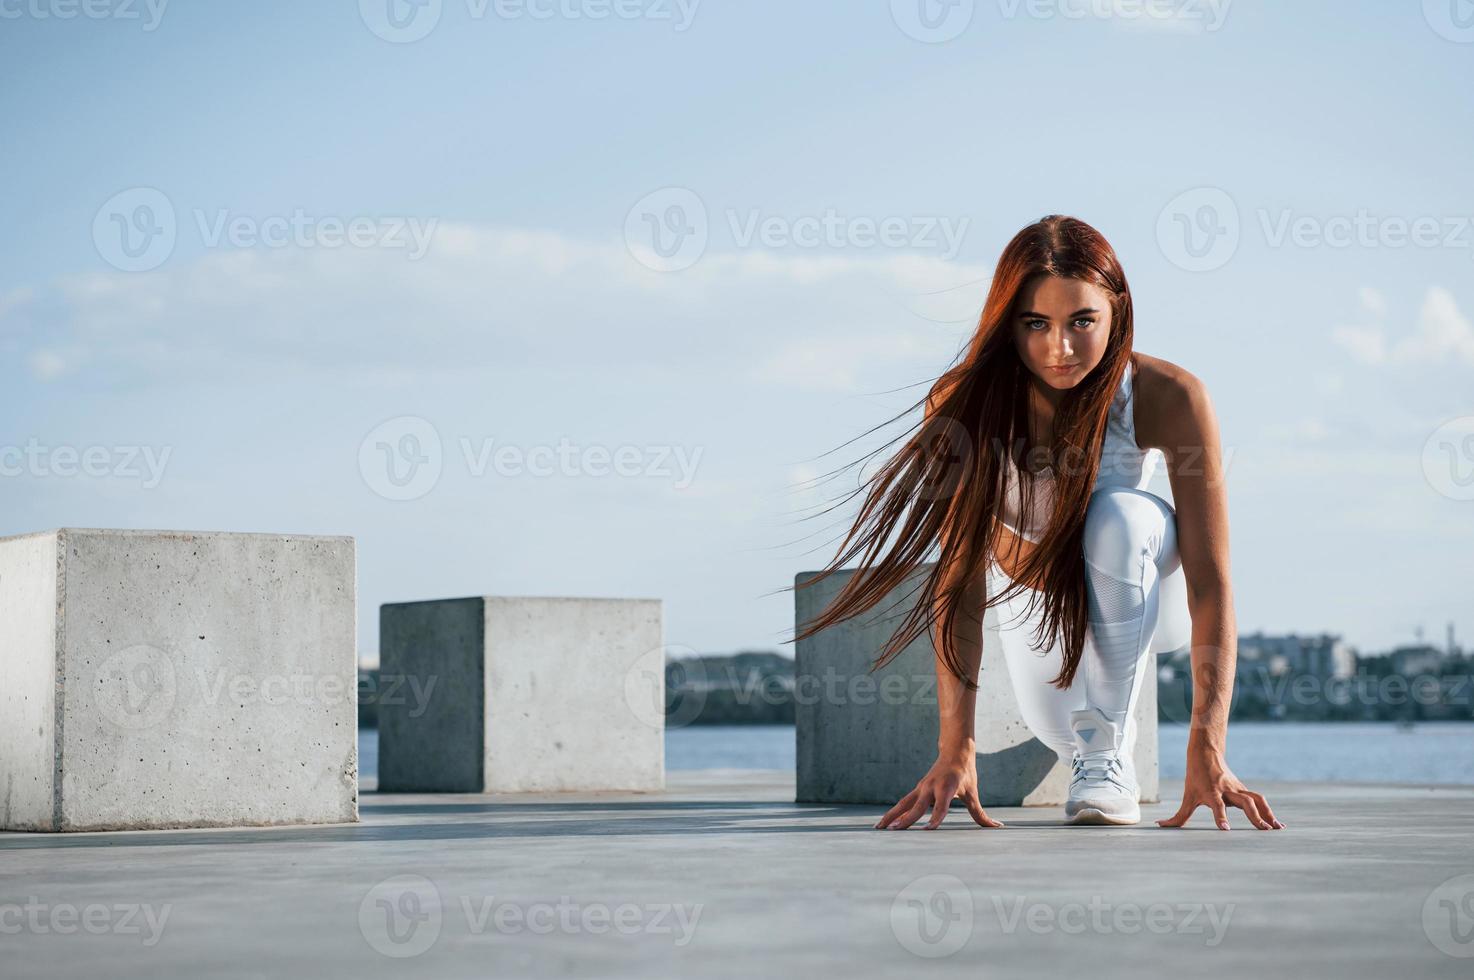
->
[1011, 275, 1113, 390]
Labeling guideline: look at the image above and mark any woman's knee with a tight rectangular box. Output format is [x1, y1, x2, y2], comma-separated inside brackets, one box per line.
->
[1082, 487, 1176, 578]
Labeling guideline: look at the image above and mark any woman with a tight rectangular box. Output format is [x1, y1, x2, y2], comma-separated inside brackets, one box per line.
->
[791, 215, 1282, 831]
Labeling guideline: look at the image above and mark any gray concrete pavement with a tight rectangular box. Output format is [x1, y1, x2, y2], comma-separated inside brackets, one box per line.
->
[1, 771, 1471, 978]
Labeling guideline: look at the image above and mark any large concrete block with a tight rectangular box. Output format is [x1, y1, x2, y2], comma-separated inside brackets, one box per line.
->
[795, 565, 1158, 806]
[0, 528, 359, 832]
[378, 596, 664, 793]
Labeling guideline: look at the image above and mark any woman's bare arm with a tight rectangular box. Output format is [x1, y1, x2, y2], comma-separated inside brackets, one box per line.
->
[933, 556, 985, 757]
[1149, 366, 1284, 831]
[927, 375, 986, 757]
[873, 382, 1004, 830]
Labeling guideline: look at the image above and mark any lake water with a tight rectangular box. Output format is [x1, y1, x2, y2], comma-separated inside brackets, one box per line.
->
[357, 721, 1474, 786]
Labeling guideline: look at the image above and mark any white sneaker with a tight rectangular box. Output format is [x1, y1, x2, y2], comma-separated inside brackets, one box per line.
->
[1064, 706, 1140, 825]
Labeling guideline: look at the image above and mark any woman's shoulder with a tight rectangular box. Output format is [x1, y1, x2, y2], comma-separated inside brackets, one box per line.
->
[1130, 352, 1215, 453]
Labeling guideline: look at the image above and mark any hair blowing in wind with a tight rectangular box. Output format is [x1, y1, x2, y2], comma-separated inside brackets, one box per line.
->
[786, 214, 1138, 692]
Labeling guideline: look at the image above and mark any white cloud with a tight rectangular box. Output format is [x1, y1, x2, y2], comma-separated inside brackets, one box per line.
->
[753, 333, 955, 393]
[0, 225, 992, 392]
[1105, 0, 1228, 33]
[1397, 286, 1474, 366]
[1358, 285, 1386, 317]
[1263, 416, 1331, 444]
[28, 349, 71, 381]
[1331, 324, 1387, 365]
[1331, 285, 1474, 368]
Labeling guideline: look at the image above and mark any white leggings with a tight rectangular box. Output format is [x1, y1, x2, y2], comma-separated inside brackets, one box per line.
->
[984, 486, 1191, 763]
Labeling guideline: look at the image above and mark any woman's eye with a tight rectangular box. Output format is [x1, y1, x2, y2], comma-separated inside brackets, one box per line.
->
[1024, 317, 1093, 330]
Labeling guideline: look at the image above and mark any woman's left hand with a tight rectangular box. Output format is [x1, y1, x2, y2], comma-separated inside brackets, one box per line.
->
[1156, 751, 1284, 830]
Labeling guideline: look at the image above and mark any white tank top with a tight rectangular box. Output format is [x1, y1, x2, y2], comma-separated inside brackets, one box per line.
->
[998, 359, 1162, 543]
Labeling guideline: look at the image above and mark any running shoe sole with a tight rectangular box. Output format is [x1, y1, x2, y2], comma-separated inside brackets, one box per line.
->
[1065, 805, 1141, 826]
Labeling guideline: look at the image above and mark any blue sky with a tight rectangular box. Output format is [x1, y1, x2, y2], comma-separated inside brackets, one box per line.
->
[2, 0, 1472, 660]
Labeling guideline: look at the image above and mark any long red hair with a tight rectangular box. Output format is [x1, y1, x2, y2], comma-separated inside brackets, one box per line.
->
[787, 214, 1136, 691]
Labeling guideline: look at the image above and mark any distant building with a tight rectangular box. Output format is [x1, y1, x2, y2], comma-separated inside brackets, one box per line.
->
[1237, 631, 1356, 680]
[1389, 644, 1445, 677]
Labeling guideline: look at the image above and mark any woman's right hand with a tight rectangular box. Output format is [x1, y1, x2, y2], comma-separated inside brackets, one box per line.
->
[873, 744, 1005, 830]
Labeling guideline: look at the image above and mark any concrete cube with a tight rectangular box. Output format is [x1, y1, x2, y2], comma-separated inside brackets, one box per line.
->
[0, 528, 359, 832]
[794, 565, 1158, 806]
[378, 596, 664, 793]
